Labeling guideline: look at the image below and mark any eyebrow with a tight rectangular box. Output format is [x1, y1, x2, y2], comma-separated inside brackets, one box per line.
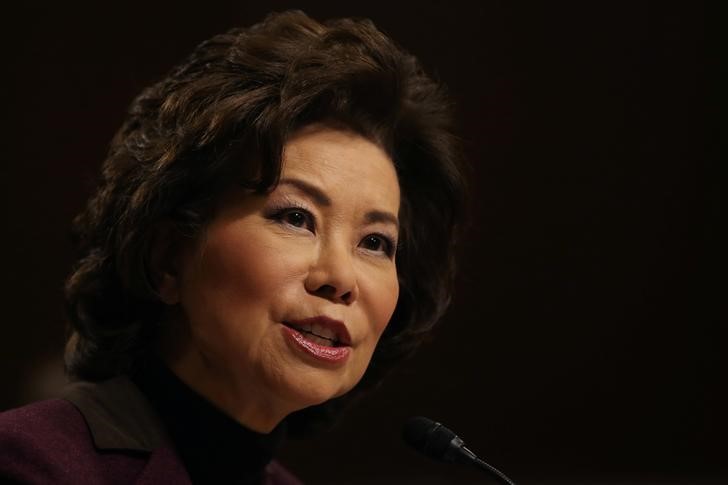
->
[279, 177, 331, 206]
[278, 177, 400, 229]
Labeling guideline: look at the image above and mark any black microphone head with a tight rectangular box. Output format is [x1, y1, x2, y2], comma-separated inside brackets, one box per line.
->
[403, 417, 517, 485]
[402, 416, 459, 461]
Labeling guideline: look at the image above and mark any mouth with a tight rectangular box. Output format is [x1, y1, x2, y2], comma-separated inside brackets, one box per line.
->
[283, 316, 352, 348]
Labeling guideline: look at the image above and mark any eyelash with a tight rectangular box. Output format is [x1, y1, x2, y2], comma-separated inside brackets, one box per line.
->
[267, 205, 397, 258]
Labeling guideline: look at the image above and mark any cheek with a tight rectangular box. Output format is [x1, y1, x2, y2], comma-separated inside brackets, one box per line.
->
[179, 223, 306, 336]
[368, 271, 401, 339]
[199, 223, 297, 298]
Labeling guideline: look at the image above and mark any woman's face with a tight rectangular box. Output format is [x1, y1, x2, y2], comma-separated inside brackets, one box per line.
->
[161, 125, 400, 431]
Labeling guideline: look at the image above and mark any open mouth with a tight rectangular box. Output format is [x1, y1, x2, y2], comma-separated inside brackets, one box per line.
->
[283, 322, 344, 347]
[281, 321, 351, 364]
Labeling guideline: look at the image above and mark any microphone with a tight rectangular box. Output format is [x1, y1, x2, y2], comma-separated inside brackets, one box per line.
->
[402, 416, 517, 485]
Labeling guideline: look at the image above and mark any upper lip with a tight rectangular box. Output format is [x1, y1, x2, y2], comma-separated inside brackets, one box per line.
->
[284, 316, 352, 346]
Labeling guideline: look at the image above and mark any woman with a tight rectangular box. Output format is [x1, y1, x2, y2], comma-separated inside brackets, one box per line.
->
[0, 10, 465, 484]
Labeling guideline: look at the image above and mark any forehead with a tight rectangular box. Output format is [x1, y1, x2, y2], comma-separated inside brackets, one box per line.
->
[281, 125, 401, 210]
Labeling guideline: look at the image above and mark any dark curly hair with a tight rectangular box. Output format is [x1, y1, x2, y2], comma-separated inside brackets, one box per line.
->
[64, 10, 466, 434]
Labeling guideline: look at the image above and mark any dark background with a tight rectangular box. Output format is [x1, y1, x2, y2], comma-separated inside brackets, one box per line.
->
[2, 1, 722, 483]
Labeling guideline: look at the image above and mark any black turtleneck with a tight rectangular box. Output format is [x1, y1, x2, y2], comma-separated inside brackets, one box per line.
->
[131, 358, 287, 484]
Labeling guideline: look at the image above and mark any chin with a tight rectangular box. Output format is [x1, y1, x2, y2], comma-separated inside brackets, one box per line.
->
[300, 384, 348, 408]
[280, 374, 354, 411]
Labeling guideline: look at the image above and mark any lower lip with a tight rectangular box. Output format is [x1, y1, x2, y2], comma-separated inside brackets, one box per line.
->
[281, 325, 351, 364]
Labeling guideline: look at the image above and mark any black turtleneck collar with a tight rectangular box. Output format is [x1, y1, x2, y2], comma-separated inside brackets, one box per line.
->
[131, 358, 287, 484]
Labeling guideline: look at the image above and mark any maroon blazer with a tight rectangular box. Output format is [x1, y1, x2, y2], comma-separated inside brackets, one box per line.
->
[0, 377, 302, 485]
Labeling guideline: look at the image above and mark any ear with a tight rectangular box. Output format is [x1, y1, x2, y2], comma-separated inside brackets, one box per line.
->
[148, 221, 184, 305]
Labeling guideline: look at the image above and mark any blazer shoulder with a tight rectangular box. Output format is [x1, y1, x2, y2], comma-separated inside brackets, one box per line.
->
[0, 399, 145, 484]
[0, 398, 87, 452]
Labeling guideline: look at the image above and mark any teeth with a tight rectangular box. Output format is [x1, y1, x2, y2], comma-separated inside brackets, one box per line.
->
[305, 333, 335, 347]
[286, 321, 342, 346]
[312, 323, 336, 341]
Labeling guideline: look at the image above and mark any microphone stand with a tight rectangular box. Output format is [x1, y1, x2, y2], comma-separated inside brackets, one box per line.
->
[454, 444, 517, 485]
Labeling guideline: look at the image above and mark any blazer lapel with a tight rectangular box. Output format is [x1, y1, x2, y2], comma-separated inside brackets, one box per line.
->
[62, 377, 194, 484]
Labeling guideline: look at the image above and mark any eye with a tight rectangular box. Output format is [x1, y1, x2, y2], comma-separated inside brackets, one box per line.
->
[283, 210, 307, 227]
[360, 233, 395, 257]
[271, 207, 315, 233]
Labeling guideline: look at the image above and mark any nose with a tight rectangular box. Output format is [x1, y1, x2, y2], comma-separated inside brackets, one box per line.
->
[304, 239, 359, 305]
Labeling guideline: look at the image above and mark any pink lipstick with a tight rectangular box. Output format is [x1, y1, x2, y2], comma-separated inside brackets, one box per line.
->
[282, 316, 352, 364]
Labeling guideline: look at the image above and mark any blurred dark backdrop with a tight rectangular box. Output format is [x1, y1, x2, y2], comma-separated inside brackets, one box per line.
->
[1, 1, 722, 483]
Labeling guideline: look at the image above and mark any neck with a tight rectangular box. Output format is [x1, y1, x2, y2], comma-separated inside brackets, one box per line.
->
[131, 357, 287, 484]
[157, 321, 295, 433]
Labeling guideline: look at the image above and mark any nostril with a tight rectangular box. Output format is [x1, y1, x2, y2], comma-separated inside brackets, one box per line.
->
[315, 284, 336, 297]
[312, 284, 354, 304]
